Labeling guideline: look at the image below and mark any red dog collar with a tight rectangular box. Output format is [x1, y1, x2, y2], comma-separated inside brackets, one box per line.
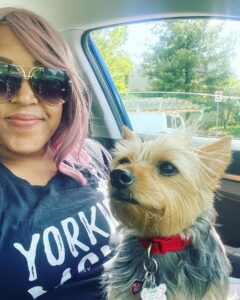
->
[139, 235, 192, 255]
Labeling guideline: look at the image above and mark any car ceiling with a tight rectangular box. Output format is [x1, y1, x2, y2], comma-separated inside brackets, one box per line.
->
[0, 0, 240, 31]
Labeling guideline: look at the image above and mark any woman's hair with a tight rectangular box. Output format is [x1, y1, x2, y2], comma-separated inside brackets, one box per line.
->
[0, 7, 92, 184]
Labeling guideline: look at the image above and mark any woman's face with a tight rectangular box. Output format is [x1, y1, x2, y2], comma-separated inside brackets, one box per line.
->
[0, 25, 63, 158]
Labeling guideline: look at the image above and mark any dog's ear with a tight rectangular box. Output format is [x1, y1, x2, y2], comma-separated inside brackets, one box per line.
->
[122, 126, 137, 140]
[197, 136, 232, 185]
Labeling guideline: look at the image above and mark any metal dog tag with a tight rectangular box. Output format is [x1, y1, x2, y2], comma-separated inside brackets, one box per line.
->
[140, 245, 167, 299]
[140, 283, 167, 300]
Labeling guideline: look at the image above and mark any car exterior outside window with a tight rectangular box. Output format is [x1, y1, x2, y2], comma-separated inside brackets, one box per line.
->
[91, 18, 240, 139]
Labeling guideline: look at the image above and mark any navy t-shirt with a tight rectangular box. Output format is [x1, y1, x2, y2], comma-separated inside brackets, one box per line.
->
[0, 162, 114, 300]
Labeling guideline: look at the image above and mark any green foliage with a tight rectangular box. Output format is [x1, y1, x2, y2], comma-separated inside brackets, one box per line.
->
[142, 20, 236, 93]
[227, 125, 240, 136]
[91, 21, 240, 136]
[91, 27, 133, 92]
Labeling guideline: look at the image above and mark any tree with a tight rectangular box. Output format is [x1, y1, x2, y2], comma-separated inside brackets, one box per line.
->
[91, 27, 133, 92]
[222, 79, 240, 126]
[142, 20, 236, 93]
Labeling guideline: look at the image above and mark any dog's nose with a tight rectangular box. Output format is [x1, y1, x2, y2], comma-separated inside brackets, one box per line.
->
[110, 169, 135, 189]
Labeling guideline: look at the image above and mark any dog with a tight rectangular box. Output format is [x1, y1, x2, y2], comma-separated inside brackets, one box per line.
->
[103, 126, 232, 300]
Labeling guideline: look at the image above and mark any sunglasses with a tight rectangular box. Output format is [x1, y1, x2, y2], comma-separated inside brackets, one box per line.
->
[0, 62, 71, 106]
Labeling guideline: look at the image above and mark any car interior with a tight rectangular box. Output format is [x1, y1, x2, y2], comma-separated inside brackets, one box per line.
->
[1, 0, 240, 286]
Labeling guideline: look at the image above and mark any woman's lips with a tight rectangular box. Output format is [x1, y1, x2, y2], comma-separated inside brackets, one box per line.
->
[6, 114, 44, 128]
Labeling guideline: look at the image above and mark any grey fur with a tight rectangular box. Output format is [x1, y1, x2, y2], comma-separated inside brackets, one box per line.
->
[103, 206, 231, 300]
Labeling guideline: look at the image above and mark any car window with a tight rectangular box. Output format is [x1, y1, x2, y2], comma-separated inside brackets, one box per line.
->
[176, 117, 183, 128]
[167, 115, 173, 129]
[90, 18, 240, 139]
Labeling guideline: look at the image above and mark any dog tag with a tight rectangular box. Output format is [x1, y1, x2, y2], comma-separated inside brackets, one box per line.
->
[131, 279, 143, 295]
[140, 283, 167, 300]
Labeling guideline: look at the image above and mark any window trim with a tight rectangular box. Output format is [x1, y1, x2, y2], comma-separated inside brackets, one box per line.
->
[82, 32, 132, 131]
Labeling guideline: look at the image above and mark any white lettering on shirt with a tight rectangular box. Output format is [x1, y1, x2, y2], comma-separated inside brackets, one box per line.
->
[60, 268, 72, 285]
[100, 245, 111, 257]
[28, 286, 47, 299]
[43, 226, 65, 266]
[78, 206, 109, 245]
[14, 233, 40, 281]
[61, 217, 89, 256]
[97, 202, 116, 234]
[78, 252, 99, 273]
[13, 199, 113, 299]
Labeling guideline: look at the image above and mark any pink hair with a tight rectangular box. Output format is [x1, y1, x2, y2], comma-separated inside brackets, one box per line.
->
[0, 7, 91, 184]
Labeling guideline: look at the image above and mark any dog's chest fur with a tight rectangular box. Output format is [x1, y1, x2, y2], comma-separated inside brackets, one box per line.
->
[103, 209, 231, 300]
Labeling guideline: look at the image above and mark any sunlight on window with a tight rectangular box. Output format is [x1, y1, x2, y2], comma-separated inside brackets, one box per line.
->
[91, 19, 240, 138]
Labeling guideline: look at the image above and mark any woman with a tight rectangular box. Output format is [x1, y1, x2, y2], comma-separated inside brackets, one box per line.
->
[0, 7, 113, 300]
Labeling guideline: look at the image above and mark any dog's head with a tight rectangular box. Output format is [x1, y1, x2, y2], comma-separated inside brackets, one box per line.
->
[109, 126, 232, 236]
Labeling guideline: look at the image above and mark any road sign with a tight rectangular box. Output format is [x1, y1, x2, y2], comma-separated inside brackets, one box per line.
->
[215, 91, 223, 102]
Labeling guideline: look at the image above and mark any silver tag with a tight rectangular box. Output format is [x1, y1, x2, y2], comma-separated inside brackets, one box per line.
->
[140, 283, 167, 300]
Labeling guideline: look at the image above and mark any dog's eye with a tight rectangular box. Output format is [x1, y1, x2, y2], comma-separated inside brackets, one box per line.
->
[158, 161, 178, 176]
[118, 158, 130, 164]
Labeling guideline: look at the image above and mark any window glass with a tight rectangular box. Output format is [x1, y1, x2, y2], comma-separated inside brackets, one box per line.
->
[167, 116, 172, 129]
[176, 117, 182, 128]
[91, 19, 240, 138]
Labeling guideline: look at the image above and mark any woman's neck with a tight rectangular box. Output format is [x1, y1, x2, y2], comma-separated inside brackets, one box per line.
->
[0, 147, 58, 186]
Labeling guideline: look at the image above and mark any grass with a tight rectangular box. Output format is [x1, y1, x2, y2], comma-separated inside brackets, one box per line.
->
[226, 125, 240, 138]
[205, 126, 240, 139]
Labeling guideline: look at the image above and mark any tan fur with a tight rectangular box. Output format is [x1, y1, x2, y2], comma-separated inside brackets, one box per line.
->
[109, 127, 232, 237]
[105, 127, 233, 299]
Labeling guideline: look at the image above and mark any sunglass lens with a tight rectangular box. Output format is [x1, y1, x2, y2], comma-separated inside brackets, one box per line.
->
[0, 63, 22, 101]
[0, 78, 7, 100]
[31, 68, 70, 105]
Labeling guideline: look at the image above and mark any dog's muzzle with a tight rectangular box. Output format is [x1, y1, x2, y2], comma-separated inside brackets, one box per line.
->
[110, 169, 135, 189]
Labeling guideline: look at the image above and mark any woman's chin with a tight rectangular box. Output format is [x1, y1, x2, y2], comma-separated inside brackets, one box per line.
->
[0, 140, 48, 157]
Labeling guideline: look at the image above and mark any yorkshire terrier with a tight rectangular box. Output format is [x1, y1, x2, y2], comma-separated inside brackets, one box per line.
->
[104, 126, 232, 300]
